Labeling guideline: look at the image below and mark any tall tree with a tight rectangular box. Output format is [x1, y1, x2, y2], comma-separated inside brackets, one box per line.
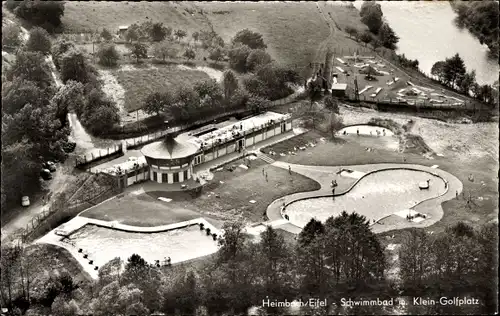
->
[97, 43, 120, 67]
[100, 28, 113, 41]
[444, 53, 466, 88]
[144, 90, 175, 116]
[232, 29, 267, 49]
[218, 221, 247, 263]
[130, 43, 148, 63]
[183, 48, 196, 60]
[307, 79, 323, 109]
[298, 218, 325, 247]
[256, 226, 292, 298]
[7, 51, 52, 88]
[378, 23, 399, 49]
[2, 24, 22, 49]
[360, 31, 373, 47]
[360, 1, 383, 34]
[174, 29, 187, 42]
[150, 23, 167, 42]
[11, 0, 65, 32]
[208, 45, 224, 64]
[222, 70, 239, 103]
[246, 95, 270, 114]
[228, 44, 252, 72]
[431, 60, 448, 84]
[246, 49, 272, 72]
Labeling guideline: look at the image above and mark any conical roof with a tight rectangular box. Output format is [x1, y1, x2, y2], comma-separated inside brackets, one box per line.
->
[141, 132, 200, 160]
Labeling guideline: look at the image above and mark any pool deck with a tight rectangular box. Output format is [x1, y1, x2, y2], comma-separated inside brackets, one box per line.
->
[35, 216, 222, 279]
[265, 162, 463, 234]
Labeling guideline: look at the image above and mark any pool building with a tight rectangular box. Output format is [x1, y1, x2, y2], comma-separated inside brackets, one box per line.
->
[109, 111, 292, 186]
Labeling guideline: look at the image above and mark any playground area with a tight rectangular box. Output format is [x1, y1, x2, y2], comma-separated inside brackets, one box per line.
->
[331, 55, 466, 106]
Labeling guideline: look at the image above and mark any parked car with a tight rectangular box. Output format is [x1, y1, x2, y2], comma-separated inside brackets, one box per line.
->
[21, 196, 30, 207]
[43, 161, 56, 172]
[40, 169, 53, 180]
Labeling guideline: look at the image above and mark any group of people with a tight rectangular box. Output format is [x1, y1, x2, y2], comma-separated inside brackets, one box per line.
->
[343, 128, 387, 137]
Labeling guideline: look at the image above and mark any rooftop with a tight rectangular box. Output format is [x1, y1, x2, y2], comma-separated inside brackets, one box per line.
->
[141, 136, 200, 160]
[331, 83, 348, 90]
[139, 111, 290, 161]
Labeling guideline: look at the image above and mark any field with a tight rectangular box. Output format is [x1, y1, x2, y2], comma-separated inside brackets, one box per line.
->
[61, 1, 209, 35]
[111, 64, 210, 112]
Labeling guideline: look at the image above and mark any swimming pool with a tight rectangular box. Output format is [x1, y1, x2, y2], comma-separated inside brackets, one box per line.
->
[285, 169, 445, 228]
[67, 224, 219, 268]
[338, 125, 395, 136]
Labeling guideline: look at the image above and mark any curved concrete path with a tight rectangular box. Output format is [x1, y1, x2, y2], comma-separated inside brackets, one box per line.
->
[266, 161, 463, 234]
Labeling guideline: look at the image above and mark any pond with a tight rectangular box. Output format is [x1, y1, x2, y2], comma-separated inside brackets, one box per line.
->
[67, 224, 219, 268]
[285, 169, 445, 228]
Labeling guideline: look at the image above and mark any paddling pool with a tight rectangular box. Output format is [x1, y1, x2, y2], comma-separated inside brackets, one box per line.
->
[285, 169, 445, 228]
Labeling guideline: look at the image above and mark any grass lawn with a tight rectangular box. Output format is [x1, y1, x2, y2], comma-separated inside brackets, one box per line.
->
[183, 2, 331, 75]
[182, 158, 321, 223]
[112, 65, 210, 112]
[83, 157, 320, 226]
[61, 2, 209, 34]
[80, 191, 205, 227]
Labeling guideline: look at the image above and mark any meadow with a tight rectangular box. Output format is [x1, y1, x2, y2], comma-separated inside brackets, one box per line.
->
[112, 65, 210, 112]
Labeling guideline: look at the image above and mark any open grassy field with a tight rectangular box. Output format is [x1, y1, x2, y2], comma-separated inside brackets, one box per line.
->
[197, 2, 330, 72]
[111, 64, 210, 112]
[61, 1, 209, 35]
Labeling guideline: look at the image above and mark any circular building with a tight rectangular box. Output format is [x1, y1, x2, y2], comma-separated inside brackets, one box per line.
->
[141, 128, 200, 184]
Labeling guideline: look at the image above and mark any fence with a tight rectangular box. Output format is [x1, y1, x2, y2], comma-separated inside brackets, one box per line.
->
[21, 175, 121, 243]
[341, 92, 485, 114]
[75, 144, 123, 167]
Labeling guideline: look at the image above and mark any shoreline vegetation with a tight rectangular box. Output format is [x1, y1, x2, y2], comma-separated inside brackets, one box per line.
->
[449, 0, 499, 62]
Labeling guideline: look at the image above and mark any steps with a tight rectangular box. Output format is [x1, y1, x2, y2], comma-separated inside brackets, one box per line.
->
[255, 152, 275, 164]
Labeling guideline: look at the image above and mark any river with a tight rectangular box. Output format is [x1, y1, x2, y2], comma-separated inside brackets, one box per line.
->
[353, 1, 498, 85]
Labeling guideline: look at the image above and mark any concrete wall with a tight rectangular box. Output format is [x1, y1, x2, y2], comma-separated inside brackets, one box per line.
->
[227, 143, 236, 154]
[246, 137, 254, 146]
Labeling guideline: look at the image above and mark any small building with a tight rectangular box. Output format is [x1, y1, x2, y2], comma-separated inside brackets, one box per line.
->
[132, 111, 293, 186]
[118, 25, 128, 36]
[141, 128, 200, 184]
[330, 83, 348, 97]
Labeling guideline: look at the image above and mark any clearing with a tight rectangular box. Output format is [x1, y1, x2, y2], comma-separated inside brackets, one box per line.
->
[110, 64, 210, 112]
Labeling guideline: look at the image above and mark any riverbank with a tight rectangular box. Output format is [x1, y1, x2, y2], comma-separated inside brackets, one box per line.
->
[449, 1, 499, 61]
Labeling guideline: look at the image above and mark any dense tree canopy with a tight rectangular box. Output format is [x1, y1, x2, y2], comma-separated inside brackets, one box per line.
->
[454, 1, 499, 59]
[231, 29, 267, 49]
[246, 49, 272, 72]
[6, 0, 65, 32]
[378, 23, 399, 50]
[97, 43, 120, 67]
[7, 51, 53, 88]
[2, 24, 22, 49]
[360, 1, 383, 34]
